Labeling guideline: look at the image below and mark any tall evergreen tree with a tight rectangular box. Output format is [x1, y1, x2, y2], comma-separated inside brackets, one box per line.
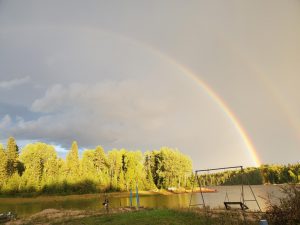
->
[66, 141, 80, 180]
[94, 146, 108, 172]
[6, 137, 19, 176]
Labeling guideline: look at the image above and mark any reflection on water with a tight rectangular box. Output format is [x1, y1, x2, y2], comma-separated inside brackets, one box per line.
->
[0, 185, 282, 217]
[190, 185, 283, 211]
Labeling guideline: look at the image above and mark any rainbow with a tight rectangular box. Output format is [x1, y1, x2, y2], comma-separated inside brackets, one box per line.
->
[133, 38, 261, 167]
[220, 35, 300, 142]
[3, 26, 262, 167]
[162, 64, 261, 167]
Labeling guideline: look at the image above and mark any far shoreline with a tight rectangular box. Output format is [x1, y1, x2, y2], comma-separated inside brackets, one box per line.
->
[0, 187, 217, 201]
[4, 183, 298, 200]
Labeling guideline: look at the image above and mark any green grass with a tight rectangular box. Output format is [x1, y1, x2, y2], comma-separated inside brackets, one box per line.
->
[15, 208, 261, 225]
[49, 209, 258, 225]
[51, 209, 207, 225]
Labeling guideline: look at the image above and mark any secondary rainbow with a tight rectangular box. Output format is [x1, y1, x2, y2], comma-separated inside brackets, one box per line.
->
[218, 33, 300, 142]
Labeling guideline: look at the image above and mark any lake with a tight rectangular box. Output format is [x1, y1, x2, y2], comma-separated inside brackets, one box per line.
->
[0, 185, 282, 217]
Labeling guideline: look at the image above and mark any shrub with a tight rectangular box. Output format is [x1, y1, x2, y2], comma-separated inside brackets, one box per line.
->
[265, 185, 300, 225]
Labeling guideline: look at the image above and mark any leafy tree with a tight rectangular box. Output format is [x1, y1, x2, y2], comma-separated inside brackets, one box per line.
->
[144, 151, 157, 189]
[123, 151, 145, 190]
[20, 142, 58, 191]
[146, 147, 192, 189]
[66, 141, 80, 181]
[81, 149, 97, 180]
[108, 149, 124, 190]
[93, 146, 109, 187]
[94, 146, 108, 171]
[6, 137, 19, 176]
[2, 172, 22, 194]
[57, 158, 68, 183]
[42, 152, 59, 186]
[3, 136, 298, 196]
[149, 150, 164, 188]
[0, 145, 8, 187]
[81, 147, 110, 189]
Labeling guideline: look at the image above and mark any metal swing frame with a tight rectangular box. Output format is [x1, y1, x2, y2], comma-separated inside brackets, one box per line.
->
[189, 166, 261, 212]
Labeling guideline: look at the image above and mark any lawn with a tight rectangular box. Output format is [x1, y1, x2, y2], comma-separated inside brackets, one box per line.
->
[6, 207, 261, 225]
[53, 209, 207, 225]
[50, 209, 258, 225]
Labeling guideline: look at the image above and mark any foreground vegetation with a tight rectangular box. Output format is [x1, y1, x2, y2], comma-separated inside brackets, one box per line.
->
[50, 209, 259, 225]
[6, 208, 259, 225]
[265, 184, 300, 225]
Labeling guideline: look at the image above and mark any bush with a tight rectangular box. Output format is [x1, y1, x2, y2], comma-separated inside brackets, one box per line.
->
[265, 185, 300, 225]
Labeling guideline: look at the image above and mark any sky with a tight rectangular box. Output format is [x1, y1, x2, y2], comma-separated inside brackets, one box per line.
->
[0, 0, 299, 169]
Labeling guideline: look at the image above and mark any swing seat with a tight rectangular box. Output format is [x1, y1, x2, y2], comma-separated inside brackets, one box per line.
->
[224, 201, 249, 210]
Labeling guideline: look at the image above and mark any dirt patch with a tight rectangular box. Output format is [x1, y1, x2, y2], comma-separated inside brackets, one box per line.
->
[5, 208, 96, 225]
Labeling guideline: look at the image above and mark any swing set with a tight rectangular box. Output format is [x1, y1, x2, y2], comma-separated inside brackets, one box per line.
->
[189, 166, 261, 212]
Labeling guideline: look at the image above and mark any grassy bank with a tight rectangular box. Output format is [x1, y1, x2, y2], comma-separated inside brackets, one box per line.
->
[58, 209, 259, 225]
[6, 208, 260, 225]
[56, 209, 209, 225]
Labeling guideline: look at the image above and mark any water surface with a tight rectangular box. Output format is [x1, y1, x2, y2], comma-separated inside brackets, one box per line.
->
[0, 185, 282, 217]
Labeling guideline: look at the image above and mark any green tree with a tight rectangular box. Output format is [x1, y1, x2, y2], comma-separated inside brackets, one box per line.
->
[42, 152, 59, 187]
[57, 158, 68, 183]
[93, 146, 109, 187]
[81, 147, 110, 190]
[94, 146, 108, 172]
[149, 150, 164, 188]
[3, 173, 22, 194]
[20, 142, 58, 191]
[146, 147, 192, 189]
[108, 149, 124, 190]
[0, 144, 8, 187]
[81, 149, 97, 181]
[144, 151, 157, 189]
[1, 140, 197, 194]
[66, 141, 80, 181]
[123, 151, 146, 190]
[159, 147, 192, 188]
[6, 137, 19, 176]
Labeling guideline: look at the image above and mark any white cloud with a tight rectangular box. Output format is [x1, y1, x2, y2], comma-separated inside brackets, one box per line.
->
[0, 114, 11, 129]
[15, 80, 177, 147]
[0, 79, 257, 168]
[0, 76, 30, 89]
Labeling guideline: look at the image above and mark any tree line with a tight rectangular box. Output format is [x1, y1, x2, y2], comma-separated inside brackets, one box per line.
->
[0, 137, 193, 195]
[1, 137, 299, 195]
[198, 164, 300, 186]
